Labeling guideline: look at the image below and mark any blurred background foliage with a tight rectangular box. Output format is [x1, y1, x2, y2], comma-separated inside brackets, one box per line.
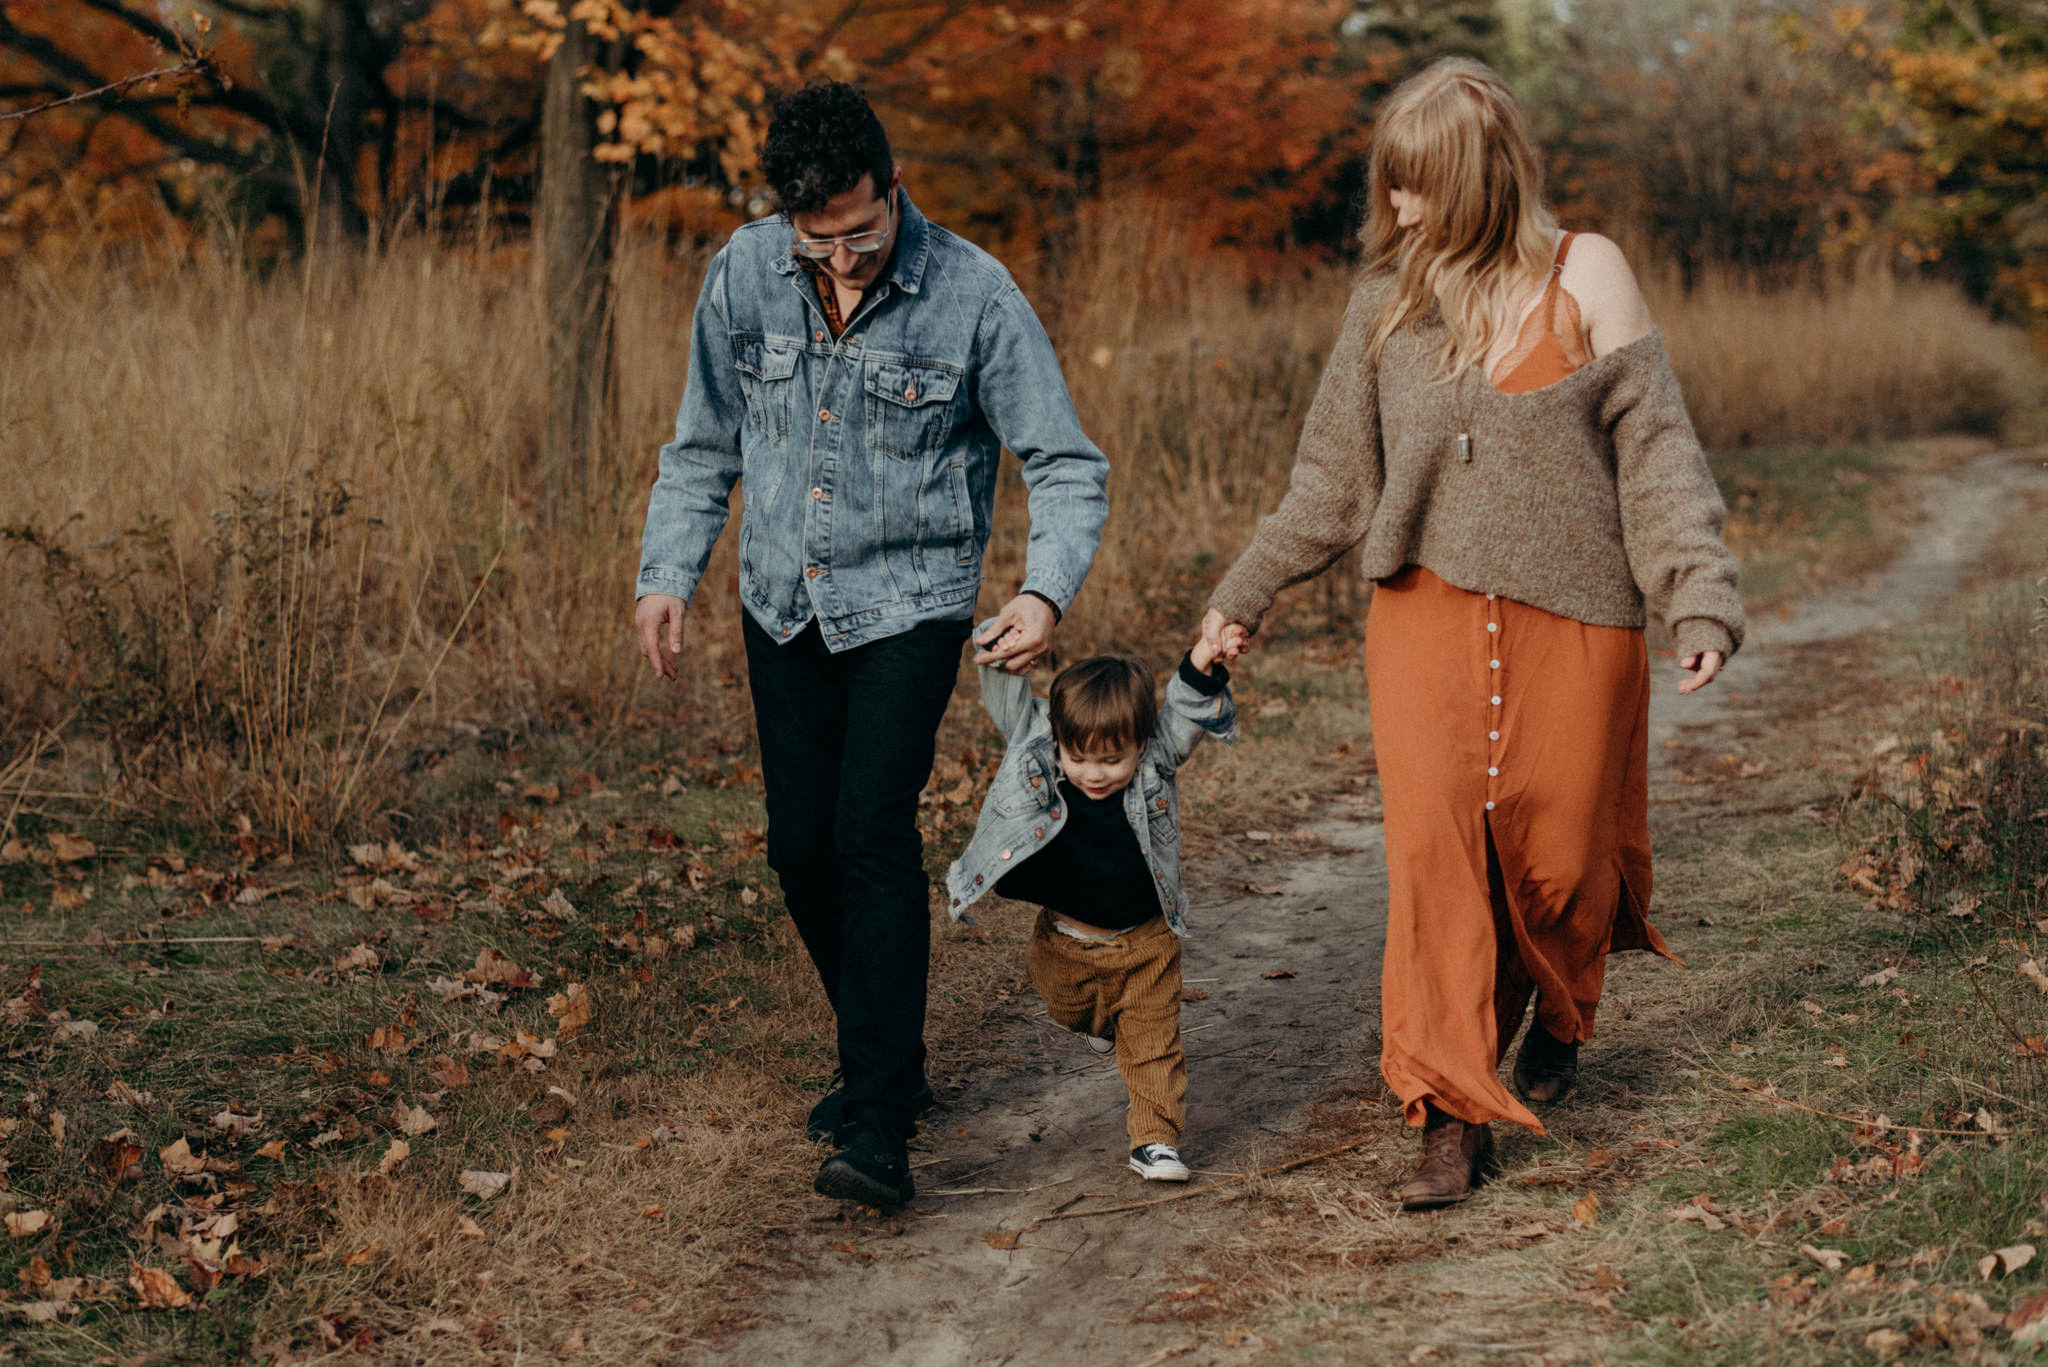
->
[0, 0, 2044, 334]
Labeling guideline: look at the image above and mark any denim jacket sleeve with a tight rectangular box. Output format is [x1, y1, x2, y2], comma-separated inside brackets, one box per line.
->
[972, 616, 1035, 739]
[1153, 652, 1237, 774]
[969, 283, 1110, 617]
[636, 251, 745, 605]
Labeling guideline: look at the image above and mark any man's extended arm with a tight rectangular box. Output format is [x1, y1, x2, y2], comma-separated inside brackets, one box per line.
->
[635, 251, 746, 678]
[968, 281, 1110, 671]
[637, 250, 748, 608]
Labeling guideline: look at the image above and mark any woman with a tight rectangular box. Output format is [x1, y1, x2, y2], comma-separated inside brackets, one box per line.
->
[1203, 57, 1742, 1210]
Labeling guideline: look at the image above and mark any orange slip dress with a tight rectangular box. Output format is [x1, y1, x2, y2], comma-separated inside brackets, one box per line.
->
[1366, 233, 1673, 1136]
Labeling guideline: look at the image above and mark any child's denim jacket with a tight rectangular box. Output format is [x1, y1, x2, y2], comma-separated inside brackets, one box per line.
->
[945, 628, 1236, 936]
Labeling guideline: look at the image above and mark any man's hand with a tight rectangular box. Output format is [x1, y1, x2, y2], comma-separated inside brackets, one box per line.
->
[1676, 649, 1723, 695]
[1200, 607, 1253, 662]
[973, 593, 1058, 674]
[636, 594, 688, 681]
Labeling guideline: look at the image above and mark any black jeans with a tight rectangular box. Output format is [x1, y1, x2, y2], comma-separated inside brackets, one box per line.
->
[742, 611, 971, 1141]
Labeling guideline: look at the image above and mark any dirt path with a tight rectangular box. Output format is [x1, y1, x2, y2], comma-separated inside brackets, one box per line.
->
[699, 446, 2046, 1367]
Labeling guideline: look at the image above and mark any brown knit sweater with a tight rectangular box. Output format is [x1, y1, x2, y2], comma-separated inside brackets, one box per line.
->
[1208, 274, 1744, 660]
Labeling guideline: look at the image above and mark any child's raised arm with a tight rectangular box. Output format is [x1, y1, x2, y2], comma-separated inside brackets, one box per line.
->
[972, 616, 1036, 739]
[1153, 635, 1237, 772]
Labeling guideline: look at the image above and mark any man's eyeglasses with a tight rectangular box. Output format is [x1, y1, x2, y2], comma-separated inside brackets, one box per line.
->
[791, 191, 894, 260]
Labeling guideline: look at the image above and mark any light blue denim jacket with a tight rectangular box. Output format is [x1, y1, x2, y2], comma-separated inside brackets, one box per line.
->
[945, 630, 1236, 936]
[636, 189, 1111, 651]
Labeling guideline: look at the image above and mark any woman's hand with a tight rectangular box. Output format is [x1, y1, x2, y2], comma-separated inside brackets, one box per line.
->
[1201, 608, 1253, 662]
[1676, 650, 1723, 695]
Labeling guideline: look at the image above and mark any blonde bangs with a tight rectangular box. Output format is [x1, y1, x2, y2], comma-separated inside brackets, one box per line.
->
[1361, 58, 1558, 381]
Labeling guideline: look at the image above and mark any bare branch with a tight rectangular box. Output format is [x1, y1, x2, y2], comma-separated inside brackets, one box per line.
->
[0, 58, 215, 125]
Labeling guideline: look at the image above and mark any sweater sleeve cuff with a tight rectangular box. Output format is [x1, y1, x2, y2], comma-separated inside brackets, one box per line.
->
[1177, 650, 1229, 696]
[1673, 617, 1737, 661]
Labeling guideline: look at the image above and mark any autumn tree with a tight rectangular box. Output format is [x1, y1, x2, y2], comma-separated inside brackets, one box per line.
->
[1518, 0, 1924, 286]
[1843, 0, 2048, 327]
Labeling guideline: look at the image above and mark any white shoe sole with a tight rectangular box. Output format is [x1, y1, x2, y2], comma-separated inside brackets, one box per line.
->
[1129, 1157, 1191, 1182]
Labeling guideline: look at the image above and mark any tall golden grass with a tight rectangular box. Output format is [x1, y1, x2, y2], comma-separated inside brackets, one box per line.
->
[2, 211, 2040, 838]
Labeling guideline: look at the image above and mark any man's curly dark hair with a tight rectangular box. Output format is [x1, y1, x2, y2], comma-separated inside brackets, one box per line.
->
[761, 81, 894, 215]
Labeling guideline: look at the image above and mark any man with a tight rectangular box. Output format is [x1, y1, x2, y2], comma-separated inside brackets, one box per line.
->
[634, 81, 1109, 1208]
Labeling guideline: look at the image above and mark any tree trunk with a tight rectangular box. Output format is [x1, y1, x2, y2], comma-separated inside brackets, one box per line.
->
[540, 17, 617, 516]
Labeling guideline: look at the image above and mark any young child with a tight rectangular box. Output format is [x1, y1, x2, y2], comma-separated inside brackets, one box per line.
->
[946, 623, 1236, 1181]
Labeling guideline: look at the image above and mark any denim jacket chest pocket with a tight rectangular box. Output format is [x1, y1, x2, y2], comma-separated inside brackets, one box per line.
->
[733, 337, 801, 442]
[1140, 767, 1179, 844]
[992, 739, 1054, 818]
[864, 360, 962, 460]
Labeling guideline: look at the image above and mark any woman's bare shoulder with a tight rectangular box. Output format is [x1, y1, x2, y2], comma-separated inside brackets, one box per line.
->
[1561, 232, 1654, 357]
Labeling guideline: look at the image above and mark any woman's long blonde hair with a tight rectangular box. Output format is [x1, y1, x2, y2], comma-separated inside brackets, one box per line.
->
[1361, 57, 1559, 379]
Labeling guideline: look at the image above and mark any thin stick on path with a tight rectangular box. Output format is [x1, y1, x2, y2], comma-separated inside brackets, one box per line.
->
[1033, 1136, 1376, 1224]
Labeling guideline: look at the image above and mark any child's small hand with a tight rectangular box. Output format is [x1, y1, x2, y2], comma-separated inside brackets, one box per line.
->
[1200, 608, 1252, 663]
[1190, 635, 1218, 674]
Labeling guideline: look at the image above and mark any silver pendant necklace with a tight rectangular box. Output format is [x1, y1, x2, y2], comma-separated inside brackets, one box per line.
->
[1454, 364, 1474, 463]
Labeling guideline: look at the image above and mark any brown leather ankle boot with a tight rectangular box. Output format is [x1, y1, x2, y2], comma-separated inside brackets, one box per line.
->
[1396, 1105, 1495, 1211]
[1512, 1020, 1580, 1103]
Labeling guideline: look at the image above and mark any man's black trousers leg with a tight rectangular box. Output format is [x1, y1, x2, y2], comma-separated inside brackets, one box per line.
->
[742, 617, 849, 1009]
[742, 614, 969, 1140]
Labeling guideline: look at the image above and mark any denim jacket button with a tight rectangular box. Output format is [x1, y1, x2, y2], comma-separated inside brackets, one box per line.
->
[1029, 776, 1042, 788]
[810, 487, 824, 500]
[805, 566, 820, 578]
[904, 387, 917, 401]
[1155, 796, 1167, 810]
[1034, 827, 1045, 838]
[817, 408, 831, 422]
[813, 330, 825, 342]
[999, 848, 1012, 860]
[974, 874, 983, 884]
[1049, 809, 1059, 819]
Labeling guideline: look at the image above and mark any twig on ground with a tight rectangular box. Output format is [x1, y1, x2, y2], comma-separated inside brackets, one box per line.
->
[1033, 1137, 1376, 1224]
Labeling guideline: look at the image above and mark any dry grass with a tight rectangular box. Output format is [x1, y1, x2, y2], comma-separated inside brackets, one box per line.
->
[3, 215, 2042, 843]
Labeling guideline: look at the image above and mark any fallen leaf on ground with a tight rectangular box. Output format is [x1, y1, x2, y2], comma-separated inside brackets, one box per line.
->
[641, 1204, 664, 1219]
[1978, 1243, 2035, 1279]
[460, 1170, 511, 1200]
[210, 1109, 261, 1137]
[2006, 1290, 2048, 1341]
[1178, 988, 1209, 1002]
[984, 1229, 1025, 1251]
[547, 983, 592, 1040]
[375, 1140, 410, 1176]
[1571, 1194, 1599, 1225]
[16, 1299, 77, 1323]
[456, 1216, 486, 1239]
[159, 1138, 205, 1175]
[1260, 969, 1296, 980]
[1669, 1200, 1728, 1231]
[2021, 961, 2048, 993]
[1801, 1244, 1848, 1271]
[395, 1103, 437, 1136]
[1864, 1328, 1910, 1361]
[128, 1264, 191, 1309]
[6, 1210, 53, 1238]
[1858, 966, 1900, 988]
[1243, 830, 1275, 843]
[428, 1057, 470, 1089]
[47, 832, 96, 862]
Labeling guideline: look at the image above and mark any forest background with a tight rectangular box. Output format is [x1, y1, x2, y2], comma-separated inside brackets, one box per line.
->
[3, 0, 2046, 839]
[3, 1, 2048, 1361]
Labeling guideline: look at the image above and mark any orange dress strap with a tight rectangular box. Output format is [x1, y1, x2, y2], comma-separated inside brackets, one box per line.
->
[1489, 232, 1592, 394]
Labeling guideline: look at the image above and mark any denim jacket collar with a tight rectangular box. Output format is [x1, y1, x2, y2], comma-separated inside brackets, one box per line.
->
[769, 186, 932, 297]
